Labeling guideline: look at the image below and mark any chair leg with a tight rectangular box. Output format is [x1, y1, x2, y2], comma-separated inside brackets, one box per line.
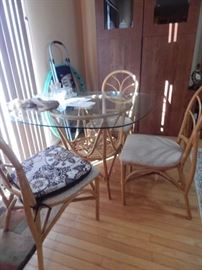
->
[121, 163, 126, 205]
[106, 176, 111, 200]
[103, 158, 112, 200]
[36, 243, 44, 270]
[95, 178, 100, 221]
[108, 154, 117, 180]
[183, 192, 192, 220]
[154, 174, 159, 181]
[129, 165, 133, 173]
[4, 197, 17, 231]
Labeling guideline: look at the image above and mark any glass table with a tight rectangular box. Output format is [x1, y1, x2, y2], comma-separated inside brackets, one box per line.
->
[9, 92, 153, 199]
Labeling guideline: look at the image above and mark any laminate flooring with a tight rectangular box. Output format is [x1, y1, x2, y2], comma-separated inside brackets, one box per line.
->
[24, 159, 202, 270]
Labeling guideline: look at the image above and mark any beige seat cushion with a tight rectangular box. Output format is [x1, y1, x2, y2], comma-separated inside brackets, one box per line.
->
[119, 134, 183, 168]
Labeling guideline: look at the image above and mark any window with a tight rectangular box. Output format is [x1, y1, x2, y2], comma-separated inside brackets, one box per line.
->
[1, 0, 46, 161]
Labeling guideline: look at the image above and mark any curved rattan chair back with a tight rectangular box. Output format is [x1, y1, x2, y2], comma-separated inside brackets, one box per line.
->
[0, 137, 36, 208]
[0, 137, 38, 256]
[101, 70, 138, 103]
[176, 87, 202, 197]
[177, 87, 202, 165]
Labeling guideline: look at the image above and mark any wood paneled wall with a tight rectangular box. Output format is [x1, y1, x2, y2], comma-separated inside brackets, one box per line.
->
[81, 0, 201, 136]
[95, 0, 144, 88]
[139, 0, 201, 135]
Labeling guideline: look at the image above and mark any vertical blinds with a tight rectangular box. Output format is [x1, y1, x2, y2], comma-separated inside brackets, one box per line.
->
[0, 0, 47, 162]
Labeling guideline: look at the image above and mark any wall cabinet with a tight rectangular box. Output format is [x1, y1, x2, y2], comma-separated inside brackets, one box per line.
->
[139, 0, 201, 136]
[95, 0, 143, 87]
[81, 0, 201, 136]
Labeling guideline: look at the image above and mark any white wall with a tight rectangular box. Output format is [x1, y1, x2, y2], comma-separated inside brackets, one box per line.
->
[23, 0, 84, 93]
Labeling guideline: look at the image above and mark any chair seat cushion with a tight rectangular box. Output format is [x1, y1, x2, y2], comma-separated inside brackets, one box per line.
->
[11, 145, 92, 200]
[119, 134, 183, 168]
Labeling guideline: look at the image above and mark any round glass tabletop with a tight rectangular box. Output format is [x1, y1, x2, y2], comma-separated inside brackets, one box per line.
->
[9, 92, 153, 130]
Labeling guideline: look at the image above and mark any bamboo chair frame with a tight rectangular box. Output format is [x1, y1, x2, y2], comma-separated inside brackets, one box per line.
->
[53, 70, 138, 200]
[55, 115, 123, 200]
[0, 137, 100, 270]
[101, 69, 139, 123]
[120, 86, 202, 219]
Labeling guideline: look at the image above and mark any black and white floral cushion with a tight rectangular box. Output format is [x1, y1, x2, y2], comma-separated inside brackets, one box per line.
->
[11, 145, 92, 200]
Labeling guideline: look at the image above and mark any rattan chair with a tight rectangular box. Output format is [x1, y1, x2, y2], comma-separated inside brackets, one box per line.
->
[101, 69, 139, 136]
[0, 138, 100, 270]
[119, 86, 202, 219]
[55, 70, 138, 200]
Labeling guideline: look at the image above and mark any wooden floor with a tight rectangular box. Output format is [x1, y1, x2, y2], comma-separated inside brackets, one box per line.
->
[24, 159, 202, 270]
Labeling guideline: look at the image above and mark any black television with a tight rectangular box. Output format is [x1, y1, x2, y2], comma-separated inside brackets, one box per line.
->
[154, 0, 190, 24]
